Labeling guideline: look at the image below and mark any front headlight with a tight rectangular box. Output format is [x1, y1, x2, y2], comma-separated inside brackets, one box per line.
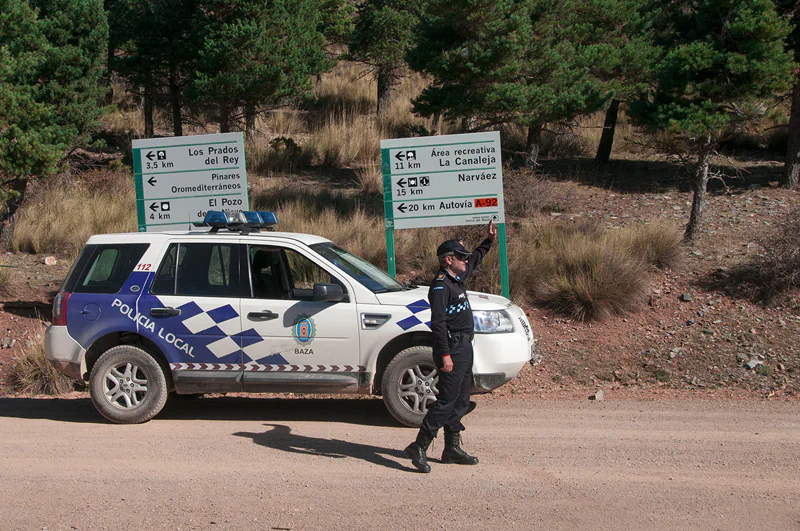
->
[472, 310, 514, 333]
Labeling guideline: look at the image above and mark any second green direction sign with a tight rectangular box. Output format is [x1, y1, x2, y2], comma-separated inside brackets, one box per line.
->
[380, 131, 509, 297]
[381, 131, 505, 230]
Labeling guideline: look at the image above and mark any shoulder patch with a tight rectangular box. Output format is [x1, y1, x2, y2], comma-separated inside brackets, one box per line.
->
[436, 273, 445, 280]
[433, 286, 444, 290]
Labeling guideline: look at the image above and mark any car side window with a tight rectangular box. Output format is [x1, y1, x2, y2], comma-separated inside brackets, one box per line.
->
[70, 244, 149, 294]
[249, 245, 345, 301]
[151, 243, 240, 297]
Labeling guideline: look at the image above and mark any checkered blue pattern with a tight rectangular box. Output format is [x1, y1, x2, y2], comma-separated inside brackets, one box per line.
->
[165, 300, 286, 364]
[396, 299, 432, 331]
[446, 300, 470, 315]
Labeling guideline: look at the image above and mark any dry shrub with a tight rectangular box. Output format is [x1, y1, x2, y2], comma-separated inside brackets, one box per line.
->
[0, 264, 16, 299]
[252, 188, 386, 264]
[247, 136, 311, 174]
[726, 207, 800, 305]
[311, 62, 375, 118]
[263, 110, 305, 138]
[355, 164, 384, 195]
[305, 111, 380, 168]
[7, 342, 75, 395]
[539, 242, 648, 320]
[13, 171, 137, 255]
[504, 169, 580, 216]
[605, 222, 683, 269]
[507, 218, 649, 320]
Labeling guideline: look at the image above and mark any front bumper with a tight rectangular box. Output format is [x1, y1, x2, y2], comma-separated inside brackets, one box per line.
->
[45, 325, 87, 381]
[472, 373, 512, 393]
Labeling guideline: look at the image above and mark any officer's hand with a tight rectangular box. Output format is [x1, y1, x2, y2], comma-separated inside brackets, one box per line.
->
[486, 219, 497, 241]
[441, 355, 453, 372]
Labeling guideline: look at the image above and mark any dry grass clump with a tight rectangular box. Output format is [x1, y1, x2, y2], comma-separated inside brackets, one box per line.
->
[504, 170, 581, 216]
[13, 172, 137, 255]
[605, 222, 683, 270]
[0, 264, 16, 300]
[507, 218, 652, 320]
[247, 136, 311, 174]
[355, 164, 384, 194]
[724, 207, 800, 305]
[7, 342, 75, 395]
[311, 62, 376, 118]
[305, 112, 380, 167]
[252, 187, 386, 264]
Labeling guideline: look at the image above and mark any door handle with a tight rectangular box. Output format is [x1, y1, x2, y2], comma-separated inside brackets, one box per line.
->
[150, 307, 181, 317]
[248, 310, 279, 321]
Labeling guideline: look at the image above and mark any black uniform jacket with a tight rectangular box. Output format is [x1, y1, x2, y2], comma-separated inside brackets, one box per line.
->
[428, 238, 493, 358]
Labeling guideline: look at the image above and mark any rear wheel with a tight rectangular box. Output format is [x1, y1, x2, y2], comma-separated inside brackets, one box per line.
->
[382, 346, 439, 427]
[89, 345, 168, 424]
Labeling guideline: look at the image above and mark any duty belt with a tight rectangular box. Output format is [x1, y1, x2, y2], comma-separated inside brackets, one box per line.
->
[448, 331, 474, 344]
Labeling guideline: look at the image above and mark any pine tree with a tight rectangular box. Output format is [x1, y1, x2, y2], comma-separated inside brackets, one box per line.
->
[349, 0, 424, 117]
[408, 0, 615, 167]
[629, 0, 794, 242]
[187, 0, 329, 133]
[108, 0, 202, 137]
[0, 0, 107, 248]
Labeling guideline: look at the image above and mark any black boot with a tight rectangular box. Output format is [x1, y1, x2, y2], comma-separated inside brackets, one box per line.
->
[441, 431, 479, 465]
[404, 429, 434, 473]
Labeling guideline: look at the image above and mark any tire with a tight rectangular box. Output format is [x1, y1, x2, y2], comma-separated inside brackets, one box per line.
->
[382, 346, 439, 427]
[89, 345, 168, 424]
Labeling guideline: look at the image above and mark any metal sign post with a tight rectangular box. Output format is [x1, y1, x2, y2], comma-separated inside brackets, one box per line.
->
[132, 132, 249, 232]
[381, 131, 510, 299]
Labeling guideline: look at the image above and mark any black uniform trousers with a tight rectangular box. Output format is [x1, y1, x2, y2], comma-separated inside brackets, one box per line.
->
[421, 341, 473, 436]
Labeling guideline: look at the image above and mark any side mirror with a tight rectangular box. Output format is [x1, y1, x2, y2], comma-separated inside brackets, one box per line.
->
[313, 283, 347, 302]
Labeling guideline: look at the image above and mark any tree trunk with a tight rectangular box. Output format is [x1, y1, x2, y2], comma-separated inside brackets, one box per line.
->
[244, 105, 256, 140]
[169, 66, 182, 137]
[376, 66, 394, 118]
[783, 78, 800, 188]
[525, 124, 543, 169]
[683, 146, 712, 243]
[431, 113, 440, 134]
[143, 89, 154, 138]
[104, 40, 115, 106]
[0, 178, 29, 251]
[595, 99, 620, 164]
[219, 106, 231, 133]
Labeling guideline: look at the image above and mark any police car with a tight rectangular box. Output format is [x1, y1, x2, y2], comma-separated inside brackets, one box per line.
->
[45, 211, 535, 426]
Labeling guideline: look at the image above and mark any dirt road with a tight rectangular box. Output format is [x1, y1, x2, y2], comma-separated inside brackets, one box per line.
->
[0, 397, 798, 530]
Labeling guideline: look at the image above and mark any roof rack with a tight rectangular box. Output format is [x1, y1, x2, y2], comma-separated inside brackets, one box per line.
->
[193, 210, 279, 235]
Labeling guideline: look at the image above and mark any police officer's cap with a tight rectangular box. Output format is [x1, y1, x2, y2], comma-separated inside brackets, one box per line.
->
[436, 239, 472, 258]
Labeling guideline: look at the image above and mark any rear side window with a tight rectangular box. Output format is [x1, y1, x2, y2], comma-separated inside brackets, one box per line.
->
[151, 243, 241, 297]
[68, 244, 150, 294]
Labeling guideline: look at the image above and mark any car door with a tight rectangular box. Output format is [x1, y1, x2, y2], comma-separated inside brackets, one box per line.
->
[239, 242, 360, 392]
[138, 240, 245, 393]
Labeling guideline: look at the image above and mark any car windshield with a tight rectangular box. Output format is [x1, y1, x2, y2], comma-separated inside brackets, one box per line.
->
[310, 242, 406, 293]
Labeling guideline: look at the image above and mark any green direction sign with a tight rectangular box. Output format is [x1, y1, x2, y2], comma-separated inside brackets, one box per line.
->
[381, 131, 505, 229]
[132, 132, 248, 232]
[380, 132, 509, 298]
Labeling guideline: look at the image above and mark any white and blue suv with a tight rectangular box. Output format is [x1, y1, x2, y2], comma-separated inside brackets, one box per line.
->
[45, 211, 535, 425]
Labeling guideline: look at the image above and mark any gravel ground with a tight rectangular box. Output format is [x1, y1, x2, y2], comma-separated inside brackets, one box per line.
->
[0, 397, 798, 530]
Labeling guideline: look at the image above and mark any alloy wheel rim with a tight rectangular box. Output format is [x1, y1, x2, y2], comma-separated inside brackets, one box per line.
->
[103, 362, 149, 409]
[398, 363, 439, 414]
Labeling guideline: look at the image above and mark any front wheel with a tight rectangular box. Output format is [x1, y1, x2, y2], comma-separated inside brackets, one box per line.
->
[382, 346, 439, 427]
[89, 345, 168, 424]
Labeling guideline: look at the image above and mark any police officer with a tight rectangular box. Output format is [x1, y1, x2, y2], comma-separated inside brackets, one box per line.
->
[404, 219, 497, 473]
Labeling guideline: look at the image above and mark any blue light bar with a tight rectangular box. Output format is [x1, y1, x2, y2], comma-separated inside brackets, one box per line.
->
[256, 211, 279, 226]
[193, 210, 278, 231]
